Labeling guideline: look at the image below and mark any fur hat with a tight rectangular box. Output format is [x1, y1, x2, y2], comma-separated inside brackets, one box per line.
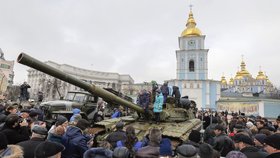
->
[0, 132, 8, 150]
[84, 147, 113, 158]
[225, 151, 247, 158]
[188, 130, 201, 143]
[34, 141, 65, 158]
[160, 138, 172, 156]
[264, 134, 280, 150]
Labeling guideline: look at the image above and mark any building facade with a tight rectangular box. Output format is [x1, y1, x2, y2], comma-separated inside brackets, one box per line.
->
[0, 49, 15, 99]
[220, 59, 276, 96]
[27, 61, 134, 101]
[167, 10, 221, 109]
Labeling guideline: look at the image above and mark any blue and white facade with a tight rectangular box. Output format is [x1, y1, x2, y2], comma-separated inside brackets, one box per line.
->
[167, 10, 220, 109]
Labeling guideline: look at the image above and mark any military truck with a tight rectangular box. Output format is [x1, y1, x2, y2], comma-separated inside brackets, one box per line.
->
[40, 91, 102, 125]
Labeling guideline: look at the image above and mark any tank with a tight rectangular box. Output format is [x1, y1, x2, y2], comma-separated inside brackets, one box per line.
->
[17, 53, 201, 147]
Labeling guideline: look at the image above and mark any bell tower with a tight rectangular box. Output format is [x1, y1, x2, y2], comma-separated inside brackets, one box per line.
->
[176, 9, 209, 80]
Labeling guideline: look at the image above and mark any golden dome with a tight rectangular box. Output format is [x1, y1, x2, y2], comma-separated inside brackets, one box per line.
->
[234, 71, 243, 80]
[181, 11, 202, 37]
[221, 75, 227, 85]
[239, 60, 252, 77]
[229, 77, 234, 85]
[256, 70, 266, 80]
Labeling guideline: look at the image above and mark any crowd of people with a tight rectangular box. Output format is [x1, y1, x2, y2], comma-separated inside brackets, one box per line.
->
[0, 83, 280, 158]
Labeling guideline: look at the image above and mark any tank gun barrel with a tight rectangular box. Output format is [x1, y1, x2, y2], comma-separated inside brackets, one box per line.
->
[17, 53, 144, 114]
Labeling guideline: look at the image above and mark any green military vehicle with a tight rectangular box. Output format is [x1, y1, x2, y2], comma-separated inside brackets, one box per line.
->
[17, 53, 201, 148]
[39, 91, 100, 127]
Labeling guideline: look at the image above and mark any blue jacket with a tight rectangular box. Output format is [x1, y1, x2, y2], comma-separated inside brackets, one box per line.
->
[153, 93, 163, 113]
[116, 140, 143, 152]
[61, 126, 90, 158]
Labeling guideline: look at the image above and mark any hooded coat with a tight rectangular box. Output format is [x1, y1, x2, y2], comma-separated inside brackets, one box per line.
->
[153, 93, 163, 113]
[61, 126, 90, 158]
[0, 145, 24, 158]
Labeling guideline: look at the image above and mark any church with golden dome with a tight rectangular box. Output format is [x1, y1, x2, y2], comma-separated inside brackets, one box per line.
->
[220, 58, 275, 95]
[167, 8, 221, 110]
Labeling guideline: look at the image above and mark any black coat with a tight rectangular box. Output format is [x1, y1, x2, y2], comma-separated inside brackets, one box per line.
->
[106, 130, 127, 148]
[266, 152, 280, 158]
[17, 137, 45, 158]
[213, 133, 235, 157]
[240, 146, 268, 158]
[1, 125, 30, 144]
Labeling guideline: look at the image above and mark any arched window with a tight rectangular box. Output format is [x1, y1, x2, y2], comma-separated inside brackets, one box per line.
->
[189, 60, 195, 72]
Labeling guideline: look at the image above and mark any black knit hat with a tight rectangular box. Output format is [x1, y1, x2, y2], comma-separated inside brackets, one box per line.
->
[234, 134, 254, 145]
[214, 124, 225, 132]
[76, 119, 90, 130]
[0, 132, 8, 150]
[188, 130, 201, 143]
[264, 134, 280, 150]
[254, 134, 266, 145]
[55, 115, 68, 126]
[34, 141, 65, 158]
[199, 143, 213, 158]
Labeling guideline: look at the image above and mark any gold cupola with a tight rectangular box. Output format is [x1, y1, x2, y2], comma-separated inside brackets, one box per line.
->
[256, 68, 266, 80]
[239, 59, 252, 77]
[221, 75, 227, 85]
[234, 69, 243, 80]
[229, 77, 234, 85]
[181, 10, 202, 37]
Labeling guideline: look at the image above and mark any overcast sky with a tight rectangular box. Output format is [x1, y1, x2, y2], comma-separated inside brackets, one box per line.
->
[1, 0, 280, 87]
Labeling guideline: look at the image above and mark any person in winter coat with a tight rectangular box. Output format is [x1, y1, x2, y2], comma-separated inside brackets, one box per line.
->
[47, 115, 68, 140]
[0, 132, 24, 158]
[61, 119, 91, 158]
[17, 125, 48, 158]
[233, 133, 268, 158]
[263, 134, 280, 158]
[138, 89, 151, 120]
[153, 89, 163, 124]
[106, 121, 127, 148]
[84, 141, 113, 158]
[172, 86, 181, 107]
[0, 114, 30, 144]
[70, 108, 81, 123]
[135, 128, 162, 158]
[213, 124, 235, 157]
[116, 125, 143, 157]
[160, 82, 169, 104]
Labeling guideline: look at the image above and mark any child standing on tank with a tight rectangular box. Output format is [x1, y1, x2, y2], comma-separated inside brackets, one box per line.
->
[153, 89, 163, 124]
